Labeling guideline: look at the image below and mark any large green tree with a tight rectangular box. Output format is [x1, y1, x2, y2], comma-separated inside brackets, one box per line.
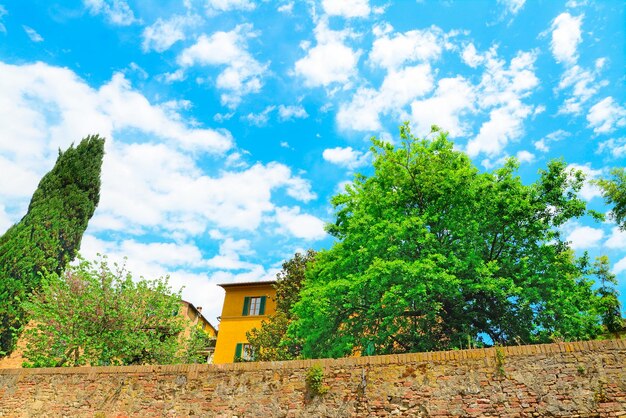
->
[246, 250, 315, 361]
[22, 257, 188, 367]
[596, 167, 626, 230]
[289, 124, 611, 359]
[0, 135, 104, 354]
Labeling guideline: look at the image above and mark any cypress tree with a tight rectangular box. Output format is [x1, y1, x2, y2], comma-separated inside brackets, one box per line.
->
[0, 135, 105, 354]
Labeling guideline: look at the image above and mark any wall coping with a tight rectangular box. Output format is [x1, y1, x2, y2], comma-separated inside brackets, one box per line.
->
[1, 338, 624, 376]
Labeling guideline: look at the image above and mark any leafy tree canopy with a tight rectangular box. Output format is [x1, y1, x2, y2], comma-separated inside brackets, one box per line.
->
[21, 257, 197, 367]
[0, 135, 104, 354]
[289, 123, 615, 359]
[596, 167, 626, 231]
[246, 249, 315, 361]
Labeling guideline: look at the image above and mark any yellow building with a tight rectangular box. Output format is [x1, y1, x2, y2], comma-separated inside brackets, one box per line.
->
[212, 281, 276, 364]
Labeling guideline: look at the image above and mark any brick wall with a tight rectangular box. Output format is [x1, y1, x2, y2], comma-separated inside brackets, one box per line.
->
[1, 339, 625, 417]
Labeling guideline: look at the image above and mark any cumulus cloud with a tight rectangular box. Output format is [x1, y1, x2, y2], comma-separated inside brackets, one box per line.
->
[22, 25, 43, 42]
[369, 25, 443, 70]
[466, 50, 539, 157]
[410, 76, 475, 137]
[322, 146, 369, 169]
[83, 0, 137, 25]
[550, 13, 582, 65]
[294, 19, 361, 88]
[597, 137, 626, 159]
[278, 105, 308, 121]
[178, 24, 268, 107]
[605, 227, 626, 249]
[534, 129, 570, 153]
[587, 97, 626, 134]
[614, 256, 626, 275]
[556, 64, 607, 115]
[206, 237, 255, 270]
[461, 43, 483, 68]
[321, 0, 370, 18]
[142, 14, 201, 52]
[566, 225, 604, 249]
[516, 150, 535, 163]
[338, 64, 434, 132]
[274, 206, 327, 240]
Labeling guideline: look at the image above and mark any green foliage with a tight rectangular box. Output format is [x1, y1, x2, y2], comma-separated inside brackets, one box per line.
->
[0, 135, 104, 354]
[592, 256, 623, 334]
[305, 364, 329, 398]
[181, 327, 216, 364]
[246, 250, 315, 361]
[595, 167, 626, 230]
[289, 123, 608, 359]
[21, 256, 186, 367]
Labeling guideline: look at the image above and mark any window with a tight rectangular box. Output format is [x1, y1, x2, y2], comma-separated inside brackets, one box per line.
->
[242, 296, 266, 316]
[235, 343, 256, 361]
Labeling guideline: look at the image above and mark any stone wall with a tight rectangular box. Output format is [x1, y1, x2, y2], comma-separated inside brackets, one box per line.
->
[1, 339, 625, 417]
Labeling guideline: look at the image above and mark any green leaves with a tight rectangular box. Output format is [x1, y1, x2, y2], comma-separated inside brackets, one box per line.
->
[289, 123, 614, 358]
[21, 256, 188, 367]
[0, 135, 105, 354]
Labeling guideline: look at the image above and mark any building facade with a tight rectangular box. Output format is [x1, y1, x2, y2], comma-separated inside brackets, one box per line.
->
[212, 281, 276, 364]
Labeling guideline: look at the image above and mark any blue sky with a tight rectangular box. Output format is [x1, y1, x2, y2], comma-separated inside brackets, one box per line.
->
[0, 0, 624, 326]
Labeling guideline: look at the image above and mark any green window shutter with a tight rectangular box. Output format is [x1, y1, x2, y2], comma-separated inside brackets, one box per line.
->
[242, 296, 250, 316]
[235, 343, 243, 361]
[259, 296, 266, 315]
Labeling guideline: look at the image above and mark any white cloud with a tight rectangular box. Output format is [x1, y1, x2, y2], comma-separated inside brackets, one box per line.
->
[142, 14, 200, 52]
[587, 97, 626, 134]
[206, 0, 255, 13]
[461, 43, 483, 68]
[550, 13, 583, 65]
[597, 137, 626, 159]
[83, 0, 137, 25]
[567, 225, 604, 249]
[206, 237, 255, 270]
[466, 49, 539, 157]
[613, 256, 626, 275]
[178, 24, 268, 107]
[322, 146, 369, 169]
[369, 26, 443, 70]
[410, 76, 475, 137]
[244, 105, 275, 126]
[534, 129, 570, 153]
[605, 227, 626, 249]
[294, 19, 360, 88]
[278, 105, 308, 121]
[498, 0, 526, 16]
[516, 150, 535, 163]
[338, 64, 434, 132]
[557, 64, 606, 115]
[274, 206, 327, 240]
[467, 103, 531, 157]
[278, 2, 293, 13]
[22, 25, 43, 42]
[567, 163, 603, 201]
[321, 0, 370, 18]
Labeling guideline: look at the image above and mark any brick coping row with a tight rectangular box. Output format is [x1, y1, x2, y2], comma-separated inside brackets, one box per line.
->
[1, 338, 624, 376]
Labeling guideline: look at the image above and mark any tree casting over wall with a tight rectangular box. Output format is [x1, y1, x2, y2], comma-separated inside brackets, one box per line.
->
[288, 124, 621, 359]
[0, 135, 105, 356]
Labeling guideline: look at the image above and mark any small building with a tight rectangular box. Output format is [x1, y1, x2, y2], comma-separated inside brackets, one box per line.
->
[212, 281, 276, 364]
[180, 300, 218, 363]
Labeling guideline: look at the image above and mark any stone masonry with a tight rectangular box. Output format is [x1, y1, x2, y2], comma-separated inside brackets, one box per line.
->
[0, 339, 625, 417]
